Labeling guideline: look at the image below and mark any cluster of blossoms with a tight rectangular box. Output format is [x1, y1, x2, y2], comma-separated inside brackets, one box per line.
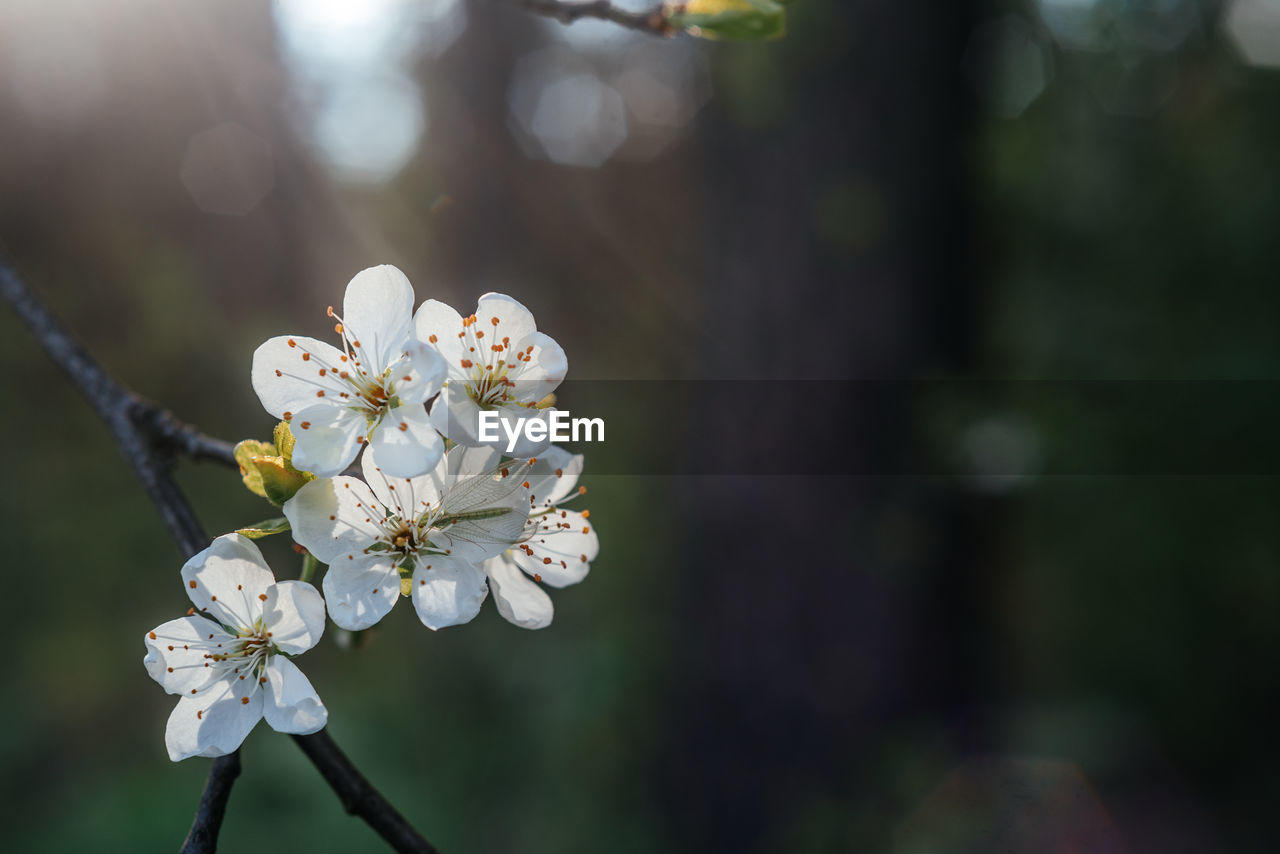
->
[145, 266, 599, 760]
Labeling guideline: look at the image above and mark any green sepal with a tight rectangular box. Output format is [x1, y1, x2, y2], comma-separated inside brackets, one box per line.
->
[256, 456, 314, 507]
[233, 439, 276, 499]
[235, 517, 291, 540]
[670, 0, 786, 41]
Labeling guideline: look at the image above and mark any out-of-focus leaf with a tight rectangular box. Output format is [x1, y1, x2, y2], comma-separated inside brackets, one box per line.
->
[233, 439, 276, 498]
[235, 517, 291, 539]
[669, 0, 786, 41]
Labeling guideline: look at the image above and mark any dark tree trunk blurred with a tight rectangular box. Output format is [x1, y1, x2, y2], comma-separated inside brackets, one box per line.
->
[664, 1, 982, 849]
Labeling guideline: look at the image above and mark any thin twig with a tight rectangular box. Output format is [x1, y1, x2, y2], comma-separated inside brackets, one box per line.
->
[509, 0, 673, 35]
[0, 261, 212, 555]
[180, 753, 242, 853]
[293, 731, 441, 854]
[0, 258, 439, 854]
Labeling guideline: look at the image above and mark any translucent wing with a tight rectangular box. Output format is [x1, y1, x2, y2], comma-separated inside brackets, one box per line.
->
[438, 457, 533, 518]
[425, 458, 533, 557]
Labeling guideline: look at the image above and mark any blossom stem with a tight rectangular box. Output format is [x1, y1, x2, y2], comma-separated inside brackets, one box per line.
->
[300, 552, 320, 584]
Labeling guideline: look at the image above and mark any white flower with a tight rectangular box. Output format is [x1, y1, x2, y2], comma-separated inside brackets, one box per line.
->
[252, 265, 447, 478]
[284, 443, 531, 631]
[484, 446, 598, 630]
[143, 534, 328, 761]
[414, 292, 567, 456]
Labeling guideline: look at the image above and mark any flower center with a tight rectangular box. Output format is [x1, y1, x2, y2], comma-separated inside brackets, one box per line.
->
[446, 313, 539, 407]
[205, 621, 274, 680]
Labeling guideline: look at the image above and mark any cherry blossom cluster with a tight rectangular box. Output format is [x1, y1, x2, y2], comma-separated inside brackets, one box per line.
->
[144, 266, 599, 760]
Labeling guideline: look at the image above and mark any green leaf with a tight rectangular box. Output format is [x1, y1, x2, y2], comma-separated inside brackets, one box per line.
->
[236, 517, 291, 539]
[670, 0, 786, 41]
[255, 456, 314, 507]
[233, 439, 276, 499]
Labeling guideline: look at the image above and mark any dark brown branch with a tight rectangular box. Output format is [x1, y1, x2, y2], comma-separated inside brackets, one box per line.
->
[0, 258, 439, 854]
[180, 753, 242, 853]
[508, 0, 673, 35]
[0, 260, 214, 556]
[293, 731, 440, 854]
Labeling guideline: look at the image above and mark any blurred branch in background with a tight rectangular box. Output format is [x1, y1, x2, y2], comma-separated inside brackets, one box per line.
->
[509, 0, 672, 34]
[0, 258, 437, 854]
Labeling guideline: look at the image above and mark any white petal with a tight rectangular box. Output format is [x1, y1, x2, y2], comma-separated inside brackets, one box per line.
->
[518, 330, 568, 401]
[524, 446, 583, 508]
[360, 445, 441, 522]
[410, 553, 488, 630]
[343, 265, 415, 375]
[430, 392, 551, 456]
[164, 679, 263, 761]
[182, 534, 276, 629]
[434, 442, 502, 488]
[512, 509, 596, 588]
[321, 553, 402, 631]
[368, 404, 444, 479]
[262, 657, 327, 735]
[288, 403, 366, 477]
[389, 339, 446, 406]
[484, 553, 553, 629]
[413, 298, 467, 374]
[283, 476, 383, 563]
[497, 405, 557, 457]
[475, 292, 538, 346]
[143, 616, 229, 696]
[251, 336, 351, 420]
[428, 390, 483, 446]
[263, 581, 326, 655]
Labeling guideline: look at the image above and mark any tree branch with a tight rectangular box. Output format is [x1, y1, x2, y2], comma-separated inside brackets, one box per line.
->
[0, 258, 439, 853]
[180, 753, 242, 854]
[293, 731, 441, 854]
[507, 0, 673, 35]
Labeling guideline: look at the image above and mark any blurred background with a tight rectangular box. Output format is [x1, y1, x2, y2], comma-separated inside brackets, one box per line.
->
[2, 0, 1280, 851]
